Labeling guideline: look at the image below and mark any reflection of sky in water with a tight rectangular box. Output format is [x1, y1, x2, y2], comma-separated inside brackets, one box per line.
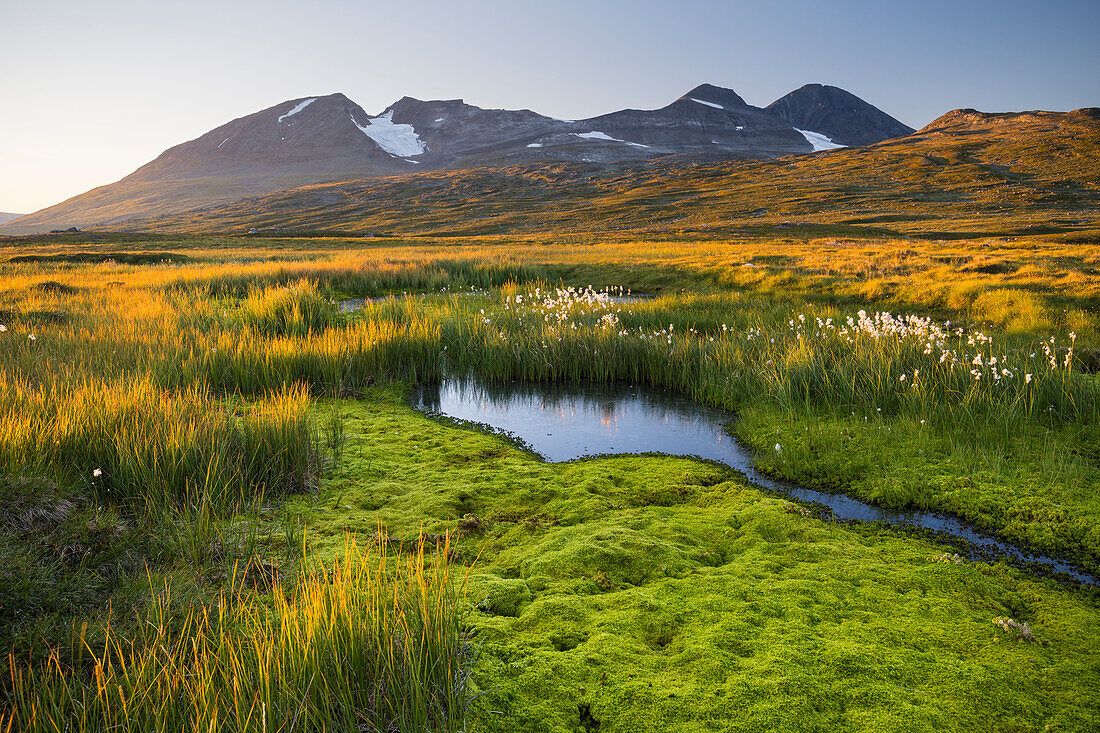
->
[422, 380, 732, 465]
[412, 378, 1094, 584]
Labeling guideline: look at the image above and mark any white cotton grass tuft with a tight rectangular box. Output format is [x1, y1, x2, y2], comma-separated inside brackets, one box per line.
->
[477, 291, 1078, 422]
[93, 468, 103, 478]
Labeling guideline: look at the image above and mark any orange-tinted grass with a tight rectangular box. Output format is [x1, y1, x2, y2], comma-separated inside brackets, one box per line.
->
[3, 534, 472, 733]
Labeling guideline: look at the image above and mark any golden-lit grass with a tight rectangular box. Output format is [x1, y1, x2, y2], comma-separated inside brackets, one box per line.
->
[2, 236, 1096, 547]
[4, 234, 1097, 317]
[3, 536, 470, 733]
[0, 377, 313, 512]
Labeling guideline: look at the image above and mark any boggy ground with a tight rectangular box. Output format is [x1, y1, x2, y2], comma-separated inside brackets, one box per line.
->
[305, 389, 1099, 732]
[1, 234, 1098, 730]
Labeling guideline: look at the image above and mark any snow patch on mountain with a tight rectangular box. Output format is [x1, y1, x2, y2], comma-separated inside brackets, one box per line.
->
[527, 143, 543, 148]
[217, 138, 230, 149]
[796, 129, 846, 151]
[351, 111, 428, 157]
[278, 98, 316, 123]
[574, 131, 649, 149]
[690, 98, 724, 110]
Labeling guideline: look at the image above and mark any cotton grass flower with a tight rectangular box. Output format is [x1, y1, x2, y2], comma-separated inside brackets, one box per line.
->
[92, 468, 103, 478]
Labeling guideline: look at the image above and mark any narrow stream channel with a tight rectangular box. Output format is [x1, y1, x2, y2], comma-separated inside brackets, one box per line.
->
[411, 377, 1095, 585]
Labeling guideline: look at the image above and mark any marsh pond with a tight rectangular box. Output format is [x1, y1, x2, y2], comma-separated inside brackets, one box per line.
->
[412, 377, 1095, 584]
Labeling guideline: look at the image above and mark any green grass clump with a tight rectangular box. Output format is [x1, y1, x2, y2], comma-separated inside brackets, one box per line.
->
[0, 377, 315, 511]
[3, 536, 471, 733]
[239, 279, 339, 337]
[736, 405, 1100, 564]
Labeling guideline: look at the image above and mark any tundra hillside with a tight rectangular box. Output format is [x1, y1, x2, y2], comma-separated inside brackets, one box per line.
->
[101, 108, 1100, 241]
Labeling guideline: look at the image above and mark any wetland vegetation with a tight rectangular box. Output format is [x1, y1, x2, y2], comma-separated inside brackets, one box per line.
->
[0, 233, 1097, 731]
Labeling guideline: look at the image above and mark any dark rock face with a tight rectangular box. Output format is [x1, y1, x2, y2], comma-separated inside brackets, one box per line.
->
[579, 83, 811, 157]
[678, 83, 750, 109]
[387, 97, 566, 158]
[765, 83, 915, 147]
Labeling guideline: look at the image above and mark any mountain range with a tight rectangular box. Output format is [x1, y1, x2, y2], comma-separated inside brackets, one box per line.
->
[93, 106, 1100, 241]
[3, 83, 914, 234]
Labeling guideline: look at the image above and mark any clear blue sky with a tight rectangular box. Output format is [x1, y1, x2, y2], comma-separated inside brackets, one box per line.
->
[2, 0, 1097, 213]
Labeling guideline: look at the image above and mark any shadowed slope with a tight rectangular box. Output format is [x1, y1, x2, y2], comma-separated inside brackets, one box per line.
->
[766, 83, 915, 146]
[3, 93, 412, 234]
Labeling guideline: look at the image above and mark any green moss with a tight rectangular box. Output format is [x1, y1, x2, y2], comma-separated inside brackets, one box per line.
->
[302, 388, 1100, 732]
[736, 406, 1100, 572]
[471, 576, 534, 617]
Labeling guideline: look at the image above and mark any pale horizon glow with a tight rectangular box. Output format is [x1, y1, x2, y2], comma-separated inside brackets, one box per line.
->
[2, 0, 1097, 214]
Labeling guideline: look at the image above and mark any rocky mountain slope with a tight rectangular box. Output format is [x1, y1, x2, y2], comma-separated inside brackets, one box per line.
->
[3, 84, 912, 234]
[579, 83, 812, 156]
[766, 84, 915, 147]
[110, 107, 1099, 240]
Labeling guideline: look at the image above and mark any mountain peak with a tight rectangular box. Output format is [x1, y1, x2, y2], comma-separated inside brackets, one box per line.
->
[275, 91, 353, 109]
[677, 84, 748, 110]
[765, 84, 914, 146]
